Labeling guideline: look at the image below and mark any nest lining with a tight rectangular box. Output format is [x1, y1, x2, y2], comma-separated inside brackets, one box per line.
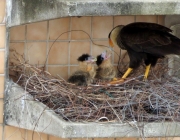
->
[9, 49, 180, 123]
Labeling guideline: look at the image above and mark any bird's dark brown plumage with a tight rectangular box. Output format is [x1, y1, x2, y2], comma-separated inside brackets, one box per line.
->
[109, 22, 180, 80]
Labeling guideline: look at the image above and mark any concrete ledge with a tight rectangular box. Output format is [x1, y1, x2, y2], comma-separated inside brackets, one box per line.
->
[7, 0, 180, 27]
[5, 80, 180, 138]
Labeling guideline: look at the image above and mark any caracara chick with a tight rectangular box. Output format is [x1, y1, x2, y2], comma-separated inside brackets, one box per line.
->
[96, 51, 116, 81]
[68, 54, 96, 86]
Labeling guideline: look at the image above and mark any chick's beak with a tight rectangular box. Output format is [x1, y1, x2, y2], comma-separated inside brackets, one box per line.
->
[101, 51, 111, 60]
[91, 57, 97, 62]
[87, 56, 97, 62]
[109, 38, 114, 48]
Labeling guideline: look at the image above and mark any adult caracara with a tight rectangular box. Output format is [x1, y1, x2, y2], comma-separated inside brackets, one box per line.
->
[108, 22, 180, 82]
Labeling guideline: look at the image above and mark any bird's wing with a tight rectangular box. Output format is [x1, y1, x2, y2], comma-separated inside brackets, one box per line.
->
[127, 22, 172, 32]
[118, 22, 174, 53]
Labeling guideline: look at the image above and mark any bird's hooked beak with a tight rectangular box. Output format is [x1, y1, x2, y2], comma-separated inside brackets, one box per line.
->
[101, 51, 111, 60]
[109, 38, 114, 48]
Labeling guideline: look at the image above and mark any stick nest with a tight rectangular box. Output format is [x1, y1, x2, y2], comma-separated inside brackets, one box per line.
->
[9, 49, 180, 123]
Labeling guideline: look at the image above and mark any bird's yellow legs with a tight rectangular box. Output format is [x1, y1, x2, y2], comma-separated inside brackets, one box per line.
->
[109, 65, 151, 84]
[143, 64, 151, 81]
[122, 68, 133, 79]
[109, 68, 133, 84]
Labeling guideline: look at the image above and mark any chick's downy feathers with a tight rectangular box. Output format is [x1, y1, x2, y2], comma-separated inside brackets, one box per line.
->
[96, 51, 116, 81]
[68, 53, 96, 86]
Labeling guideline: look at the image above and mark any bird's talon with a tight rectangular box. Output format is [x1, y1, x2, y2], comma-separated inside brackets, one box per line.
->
[109, 78, 125, 84]
[143, 77, 147, 81]
[113, 78, 117, 81]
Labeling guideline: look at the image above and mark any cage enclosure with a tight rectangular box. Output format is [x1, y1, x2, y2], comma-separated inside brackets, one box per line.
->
[5, 0, 180, 138]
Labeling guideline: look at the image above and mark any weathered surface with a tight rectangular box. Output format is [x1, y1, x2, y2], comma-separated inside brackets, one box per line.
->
[165, 15, 180, 78]
[5, 80, 180, 138]
[7, 0, 180, 27]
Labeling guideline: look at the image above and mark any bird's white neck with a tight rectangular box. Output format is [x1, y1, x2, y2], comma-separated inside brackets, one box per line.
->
[110, 25, 124, 47]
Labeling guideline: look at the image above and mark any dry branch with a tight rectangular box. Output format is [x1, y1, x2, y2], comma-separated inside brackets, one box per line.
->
[9, 49, 180, 123]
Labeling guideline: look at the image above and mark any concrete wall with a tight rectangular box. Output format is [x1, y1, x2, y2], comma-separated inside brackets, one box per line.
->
[1, 0, 180, 140]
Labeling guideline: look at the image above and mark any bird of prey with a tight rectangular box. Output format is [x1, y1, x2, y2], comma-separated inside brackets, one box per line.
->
[96, 51, 117, 81]
[68, 54, 96, 86]
[108, 22, 180, 82]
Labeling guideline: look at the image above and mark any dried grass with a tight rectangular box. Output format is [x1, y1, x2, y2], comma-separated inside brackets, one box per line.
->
[9, 48, 180, 123]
